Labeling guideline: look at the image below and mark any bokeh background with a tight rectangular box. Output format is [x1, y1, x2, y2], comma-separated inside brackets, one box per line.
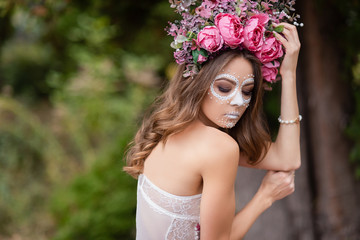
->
[0, 0, 359, 239]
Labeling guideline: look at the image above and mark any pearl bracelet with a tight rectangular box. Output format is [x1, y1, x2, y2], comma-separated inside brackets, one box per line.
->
[278, 115, 302, 124]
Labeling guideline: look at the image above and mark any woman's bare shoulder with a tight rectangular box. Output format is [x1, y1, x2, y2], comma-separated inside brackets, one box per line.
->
[195, 126, 239, 169]
[201, 126, 237, 147]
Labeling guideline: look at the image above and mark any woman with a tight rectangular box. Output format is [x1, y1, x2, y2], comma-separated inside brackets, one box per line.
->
[124, 1, 301, 239]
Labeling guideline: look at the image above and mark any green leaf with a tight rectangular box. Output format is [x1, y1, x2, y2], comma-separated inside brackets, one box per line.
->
[273, 25, 284, 33]
[236, 6, 242, 16]
[192, 50, 200, 63]
[192, 48, 208, 63]
[187, 31, 197, 40]
[199, 48, 209, 58]
[176, 35, 188, 43]
[170, 41, 182, 49]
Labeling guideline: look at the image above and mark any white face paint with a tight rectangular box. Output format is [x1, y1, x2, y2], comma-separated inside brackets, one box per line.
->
[210, 73, 254, 107]
[209, 74, 254, 128]
[200, 57, 255, 129]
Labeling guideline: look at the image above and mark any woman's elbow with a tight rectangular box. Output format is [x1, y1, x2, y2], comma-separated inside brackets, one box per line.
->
[292, 158, 301, 170]
[285, 153, 301, 171]
[294, 152, 302, 169]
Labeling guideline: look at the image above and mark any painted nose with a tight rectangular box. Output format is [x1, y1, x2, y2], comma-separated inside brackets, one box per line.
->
[230, 91, 245, 106]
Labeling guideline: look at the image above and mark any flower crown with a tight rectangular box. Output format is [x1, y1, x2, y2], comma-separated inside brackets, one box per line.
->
[166, 0, 302, 84]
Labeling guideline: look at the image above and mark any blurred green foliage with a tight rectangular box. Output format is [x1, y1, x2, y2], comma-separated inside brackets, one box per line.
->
[0, 0, 175, 239]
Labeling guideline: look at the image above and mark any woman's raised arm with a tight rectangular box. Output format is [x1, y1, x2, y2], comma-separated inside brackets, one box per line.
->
[239, 23, 301, 171]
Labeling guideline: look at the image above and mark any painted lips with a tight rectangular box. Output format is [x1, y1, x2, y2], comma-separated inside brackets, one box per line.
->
[225, 112, 240, 119]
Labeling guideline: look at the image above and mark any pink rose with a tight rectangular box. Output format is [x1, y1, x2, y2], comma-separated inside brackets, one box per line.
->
[255, 36, 283, 63]
[215, 13, 244, 48]
[243, 14, 269, 52]
[197, 26, 224, 53]
[262, 61, 280, 82]
[254, 13, 270, 26]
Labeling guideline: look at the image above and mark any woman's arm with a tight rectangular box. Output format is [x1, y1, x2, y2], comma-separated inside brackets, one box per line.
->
[199, 134, 295, 239]
[201, 149, 295, 240]
[230, 171, 295, 239]
[199, 135, 240, 240]
[239, 23, 301, 171]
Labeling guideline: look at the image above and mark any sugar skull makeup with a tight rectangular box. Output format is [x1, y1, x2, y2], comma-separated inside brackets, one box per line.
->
[210, 73, 254, 106]
[200, 56, 255, 129]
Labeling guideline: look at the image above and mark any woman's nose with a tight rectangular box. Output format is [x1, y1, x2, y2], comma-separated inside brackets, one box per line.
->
[230, 92, 245, 106]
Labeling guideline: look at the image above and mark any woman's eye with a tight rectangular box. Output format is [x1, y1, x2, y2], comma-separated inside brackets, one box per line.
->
[242, 90, 252, 96]
[218, 86, 231, 93]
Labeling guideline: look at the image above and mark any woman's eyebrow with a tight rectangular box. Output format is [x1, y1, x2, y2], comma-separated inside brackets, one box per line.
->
[243, 82, 255, 87]
[216, 78, 237, 85]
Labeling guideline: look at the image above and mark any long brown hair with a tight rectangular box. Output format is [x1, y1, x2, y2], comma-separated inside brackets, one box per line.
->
[124, 50, 271, 178]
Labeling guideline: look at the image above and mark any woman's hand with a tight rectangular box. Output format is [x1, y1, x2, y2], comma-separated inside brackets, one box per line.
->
[273, 23, 301, 78]
[229, 170, 295, 239]
[257, 170, 295, 206]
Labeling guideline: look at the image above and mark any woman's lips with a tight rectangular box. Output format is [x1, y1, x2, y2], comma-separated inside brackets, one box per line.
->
[225, 112, 240, 119]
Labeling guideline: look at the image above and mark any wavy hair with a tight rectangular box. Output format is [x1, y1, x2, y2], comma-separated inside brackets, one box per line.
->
[124, 50, 271, 178]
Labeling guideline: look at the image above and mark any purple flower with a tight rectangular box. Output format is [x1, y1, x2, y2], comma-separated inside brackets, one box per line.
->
[196, 0, 216, 18]
[174, 50, 188, 65]
[167, 23, 178, 37]
[196, 6, 212, 18]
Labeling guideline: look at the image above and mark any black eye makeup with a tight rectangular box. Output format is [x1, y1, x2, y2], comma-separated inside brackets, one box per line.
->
[218, 86, 232, 93]
[213, 79, 236, 95]
[242, 90, 253, 96]
[242, 85, 254, 97]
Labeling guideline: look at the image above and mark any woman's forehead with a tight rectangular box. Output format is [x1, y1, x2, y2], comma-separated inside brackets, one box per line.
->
[216, 57, 255, 86]
[220, 57, 253, 79]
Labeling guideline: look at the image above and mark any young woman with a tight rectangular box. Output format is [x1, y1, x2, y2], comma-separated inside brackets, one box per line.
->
[124, 1, 302, 239]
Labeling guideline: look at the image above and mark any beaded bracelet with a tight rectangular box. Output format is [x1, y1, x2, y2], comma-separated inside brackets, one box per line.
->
[278, 115, 302, 124]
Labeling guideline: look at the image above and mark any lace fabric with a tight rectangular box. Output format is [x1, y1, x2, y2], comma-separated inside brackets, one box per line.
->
[136, 174, 201, 240]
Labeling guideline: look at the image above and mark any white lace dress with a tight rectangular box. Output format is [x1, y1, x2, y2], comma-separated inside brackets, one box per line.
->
[136, 174, 202, 240]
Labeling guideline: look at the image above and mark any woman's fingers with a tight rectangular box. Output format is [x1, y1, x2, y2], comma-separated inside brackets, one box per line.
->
[273, 22, 300, 45]
[273, 31, 289, 49]
[260, 170, 296, 204]
[274, 22, 297, 31]
[275, 171, 295, 193]
[272, 22, 301, 76]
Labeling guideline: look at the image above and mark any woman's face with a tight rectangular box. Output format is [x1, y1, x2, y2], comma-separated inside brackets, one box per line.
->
[200, 56, 255, 129]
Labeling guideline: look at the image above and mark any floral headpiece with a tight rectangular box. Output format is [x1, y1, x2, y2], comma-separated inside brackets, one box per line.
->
[166, 0, 302, 84]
